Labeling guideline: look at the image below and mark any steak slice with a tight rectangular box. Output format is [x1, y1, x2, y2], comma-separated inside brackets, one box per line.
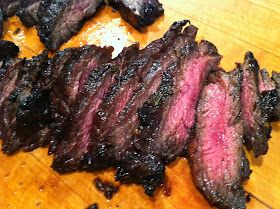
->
[0, 40, 19, 59]
[108, 0, 164, 30]
[0, 52, 50, 154]
[0, 0, 20, 17]
[52, 65, 119, 173]
[17, 0, 42, 27]
[49, 45, 113, 153]
[188, 69, 251, 209]
[116, 40, 221, 195]
[0, 58, 23, 119]
[82, 20, 192, 172]
[37, 0, 104, 51]
[240, 52, 276, 157]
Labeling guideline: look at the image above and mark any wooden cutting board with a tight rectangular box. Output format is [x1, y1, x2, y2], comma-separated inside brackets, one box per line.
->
[1, 1, 280, 208]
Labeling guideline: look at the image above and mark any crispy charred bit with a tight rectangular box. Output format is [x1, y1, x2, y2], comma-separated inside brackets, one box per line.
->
[240, 52, 277, 157]
[0, 40, 19, 59]
[48, 45, 113, 154]
[116, 39, 221, 195]
[37, 0, 104, 50]
[94, 177, 119, 200]
[189, 69, 251, 209]
[17, 0, 42, 27]
[0, 52, 51, 154]
[81, 21, 191, 173]
[0, 0, 21, 17]
[86, 203, 99, 209]
[108, 0, 164, 30]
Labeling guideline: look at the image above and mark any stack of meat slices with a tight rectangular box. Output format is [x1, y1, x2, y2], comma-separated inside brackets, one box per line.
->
[0, 20, 280, 209]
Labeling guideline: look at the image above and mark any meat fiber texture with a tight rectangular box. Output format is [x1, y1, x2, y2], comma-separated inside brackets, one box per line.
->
[108, 0, 164, 30]
[115, 38, 221, 195]
[37, 0, 104, 51]
[240, 52, 278, 157]
[51, 21, 190, 173]
[188, 69, 251, 209]
[17, 0, 43, 27]
[49, 45, 113, 154]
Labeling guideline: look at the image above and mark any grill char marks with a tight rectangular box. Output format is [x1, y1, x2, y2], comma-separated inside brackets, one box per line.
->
[240, 52, 276, 157]
[17, 0, 42, 27]
[188, 69, 251, 209]
[108, 0, 164, 30]
[49, 45, 113, 154]
[116, 39, 221, 195]
[0, 52, 50, 154]
[37, 0, 104, 51]
[82, 21, 190, 172]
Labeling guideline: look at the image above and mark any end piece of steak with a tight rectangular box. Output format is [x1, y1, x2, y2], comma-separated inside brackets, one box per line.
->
[188, 69, 251, 209]
[0, 0, 21, 17]
[49, 45, 113, 154]
[37, 0, 104, 51]
[116, 40, 221, 195]
[240, 52, 276, 157]
[108, 0, 164, 30]
[0, 52, 50, 153]
[0, 40, 19, 59]
[17, 0, 42, 27]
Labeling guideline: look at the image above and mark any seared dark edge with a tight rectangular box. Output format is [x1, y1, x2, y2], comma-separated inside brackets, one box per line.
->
[0, 8, 3, 36]
[240, 52, 277, 157]
[108, 0, 164, 30]
[270, 71, 280, 121]
[37, 0, 104, 51]
[94, 177, 119, 199]
[188, 69, 251, 209]
[17, 0, 42, 27]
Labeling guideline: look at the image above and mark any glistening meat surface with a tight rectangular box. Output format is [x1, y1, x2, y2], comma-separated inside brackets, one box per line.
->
[188, 70, 251, 209]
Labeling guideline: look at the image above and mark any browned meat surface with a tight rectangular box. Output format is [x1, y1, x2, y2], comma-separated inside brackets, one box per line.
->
[188, 69, 251, 209]
[108, 0, 164, 30]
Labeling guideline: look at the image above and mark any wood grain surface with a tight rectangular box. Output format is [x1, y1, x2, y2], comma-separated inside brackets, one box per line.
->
[1, 1, 280, 208]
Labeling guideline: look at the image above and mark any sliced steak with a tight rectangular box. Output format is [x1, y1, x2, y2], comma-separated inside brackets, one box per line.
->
[17, 0, 42, 27]
[0, 0, 21, 17]
[116, 40, 221, 195]
[240, 52, 277, 157]
[52, 64, 119, 173]
[82, 21, 192, 172]
[0, 40, 19, 59]
[188, 69, 251, 209]
[0, 52, 50, 154]
[49, 45, 113, 154]
[37, 0, 104, 51]
[108, 0, 164, 30]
